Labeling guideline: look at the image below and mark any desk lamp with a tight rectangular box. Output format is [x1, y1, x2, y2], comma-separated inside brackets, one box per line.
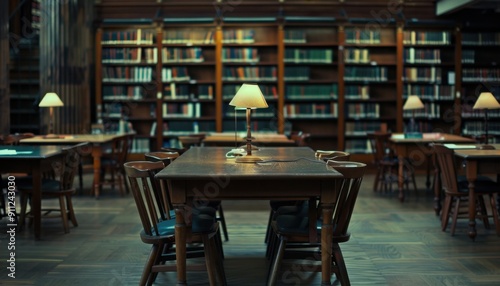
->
[229, 83, 268, 163]
[39, 92, 64, 138]
[403, 95, 424, 139]
[473, 91, 500, 144]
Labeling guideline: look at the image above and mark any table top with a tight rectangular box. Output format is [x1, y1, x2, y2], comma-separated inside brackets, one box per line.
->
[155, 147, 342, 180]
[0, 145, 65, 159]
[20, 134, 124, 144]
[390, 133, 475, 144]
[455, 148, 500, 159]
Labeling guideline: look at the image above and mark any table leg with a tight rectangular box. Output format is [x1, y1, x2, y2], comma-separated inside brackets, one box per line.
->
[92, 146, 102, 199]
[175, 206, 187, 285]
[467, 179, 477, 241]
[398, 155, 405, 202]
[321, 205, 333, 285]
[32, 166, 42, 240]
[432, 154, 442, 216]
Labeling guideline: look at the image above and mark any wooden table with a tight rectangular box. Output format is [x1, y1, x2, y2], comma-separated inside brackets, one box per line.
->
[389, 133, 475, 203]
[20, 134, 123, 198]
[202, 133, 296, 147]
[155, 147, 343, 285]
[0, 145, 65, 240]
[454, 147, 500, 240]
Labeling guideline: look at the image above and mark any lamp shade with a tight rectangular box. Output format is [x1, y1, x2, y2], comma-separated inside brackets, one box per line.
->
[39, 92, 64, 107]
[403, 95, 424, 110]
[229, 83, 268, 109]
[473, 92, 500, 110]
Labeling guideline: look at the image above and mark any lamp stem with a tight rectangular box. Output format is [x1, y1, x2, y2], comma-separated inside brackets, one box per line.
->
[485, 110, 489, 145]
[246, 108, 252, 156]
[49, 106, 54, 134]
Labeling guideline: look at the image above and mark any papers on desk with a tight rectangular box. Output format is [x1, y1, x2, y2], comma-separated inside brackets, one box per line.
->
[443, 144, 477, 149]
[0, 149, 33, 155]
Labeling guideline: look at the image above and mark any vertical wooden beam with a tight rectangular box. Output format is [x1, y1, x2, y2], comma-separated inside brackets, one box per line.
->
[0, 0, 9, 135]
[337, 25, 345, 151]
[396, 24, 404, 132]
[454, 26, 462, 135]
[215, 24, 222, 132]
[277, 24, 284, 134]
[155, 25, 163, 150]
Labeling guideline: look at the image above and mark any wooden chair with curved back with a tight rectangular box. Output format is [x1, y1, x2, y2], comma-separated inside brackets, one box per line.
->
[124, 160, 226, 286]
[432, 144, 500, 236]
[267, 160, 367, 286]
[17, 142, 89, 233]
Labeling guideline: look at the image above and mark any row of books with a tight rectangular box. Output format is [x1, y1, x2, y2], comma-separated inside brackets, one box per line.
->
[403, 31, 451, 45]
[345, 28, 381, 44]
[345, 122, 384, 135]
[463, 122, 500, 136]
[403, 67, 442, 83]
[162, 67, 190, 82]
[225, 109, 275, 118]
[462, 68, 500, 82]
[462, 108, 500, 118]
[131, 138, 151, 153]
[404, 48, 441, 64]
[102, 29, 155, 44]
[103, 103, 124, 118]
[346, 103, 380, 119]
[222, 30, 255, 44]
[222, 48, 259, 63]
[222, 67, 277, 81]
[403, 84, 454, 100]
[345, 139, 372, 154]
[222, 85, 278, 100]
[163, 30, 214, 44]
[284, 48, 333, 63]
[461, 50, 475, 64]
[284, 67, 310, 81]
[345, 85, 369, 99]
[344, 48, 370, 64]
[162, 47, 204, 63]
[162, 83, 214, 100]
[163, 102, 202, 118]
[403, 103, 441, 119]
[462, 32, 500, 46]
[284, 103, 338, 118]
[102, 47, 157, 64]
[103, 86, 146, 100]
[102, 67, 153, 82]
[285, 84, 338, 100]
[344, 67, 388, 82]
[284, 30, 307, 44]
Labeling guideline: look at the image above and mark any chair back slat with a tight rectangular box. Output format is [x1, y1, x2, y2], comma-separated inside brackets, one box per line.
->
[367, 132, 393, 163]
[59, 142, 90, 190]
[327, 160, 367, 237]
[432, 144, 459, 195]
[124, 161, 166, 236]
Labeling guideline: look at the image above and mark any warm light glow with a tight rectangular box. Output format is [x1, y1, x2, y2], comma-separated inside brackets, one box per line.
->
[403, 95, 424, 110]
[229, 83, 268, 108]
[473, 92, 500, 110]
[39, 92, 64, 107]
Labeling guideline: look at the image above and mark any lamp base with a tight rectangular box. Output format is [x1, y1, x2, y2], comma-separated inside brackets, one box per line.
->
[238, 143, 259, 150]
[235, 154, 263, 163]
[43, 134, 63, 139]
[404, 132, 423, 139]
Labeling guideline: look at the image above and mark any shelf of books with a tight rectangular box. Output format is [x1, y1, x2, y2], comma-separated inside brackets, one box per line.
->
[460, 29, 500, 143]
[161, 19, 217, 148]
[221, 18, 279, 134]
[97, 25, 159, 153]
[342, 24, 397, 154]
[283, 18, 339, 150]
[402, 25, 457, 136]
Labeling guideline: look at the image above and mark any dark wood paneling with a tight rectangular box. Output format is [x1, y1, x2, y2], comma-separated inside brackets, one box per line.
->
[0, 0, 9, 135]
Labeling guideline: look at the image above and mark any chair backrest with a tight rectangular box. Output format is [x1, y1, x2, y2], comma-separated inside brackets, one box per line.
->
[144, 151, 179, 166]
[110, 134, 134, 167]
[431, 144, 459, 195]
[55, 142, 90, 190]
[315, 150, 350, 162]
[291, 132, 311, 147]
[124, 161, 168, 236]
[367, 132, 393, 163]
[326, 160, 367, 238]
[178, 135, 204, 149]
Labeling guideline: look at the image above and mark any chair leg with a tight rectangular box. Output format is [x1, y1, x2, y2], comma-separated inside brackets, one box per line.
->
[373, 168, 381, 192]
[66, 194, 78, 227]
[267, 236, 286, 286]
[450, 197, 461, 236]
[140, 244, 160, 286]
[211, 234, 227, 286]
[265, 209, 273, 243]
[218, 204, 229, 242]
[332, 243, 351, 286]
[18, 192, 29, 231]
[58, 196, 70, 233]
[477, 195, 490, 229]
[202, 234, 218, 286]
[488, 194, 500, 236]
[441, 195, 452, 231]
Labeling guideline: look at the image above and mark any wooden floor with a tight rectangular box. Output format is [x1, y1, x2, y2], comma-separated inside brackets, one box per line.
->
[2, 173, 500, 285]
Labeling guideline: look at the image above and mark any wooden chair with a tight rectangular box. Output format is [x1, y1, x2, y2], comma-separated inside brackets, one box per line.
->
[124, 161, 227, 286]
[178, 133, 205, 149]
[290, 132, 311, 147]
[432, 144, 500, 236]
[267, 160, 367, 286]
[145, 151, 230, 242]
[95, 133, 134, 196]
[264, 151, 350, 254]
[17, 142, 89, 233]
[367, 132, 417, 194]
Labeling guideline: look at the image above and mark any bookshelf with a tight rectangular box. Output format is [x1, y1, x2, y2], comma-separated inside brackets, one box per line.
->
[460, 28, 500, 143]
[341, 23, 398, 154]
[402, 24, 458, 137]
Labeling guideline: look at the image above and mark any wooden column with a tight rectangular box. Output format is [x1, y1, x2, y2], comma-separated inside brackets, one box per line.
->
[0, 0, 9, 135]
[39, 0, 93, 134]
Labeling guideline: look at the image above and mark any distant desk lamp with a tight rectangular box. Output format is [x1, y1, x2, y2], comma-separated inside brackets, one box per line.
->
[39, 92, 64, 138]
[229, 83, 268, 163]
[403, 95, 424, 139]
[473, 91, 500, 144]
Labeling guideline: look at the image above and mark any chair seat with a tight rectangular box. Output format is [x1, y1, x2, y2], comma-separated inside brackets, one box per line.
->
[150, 213, 217, 237]
[457, 179, 500, 194]
[16, 178, 62, 193]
